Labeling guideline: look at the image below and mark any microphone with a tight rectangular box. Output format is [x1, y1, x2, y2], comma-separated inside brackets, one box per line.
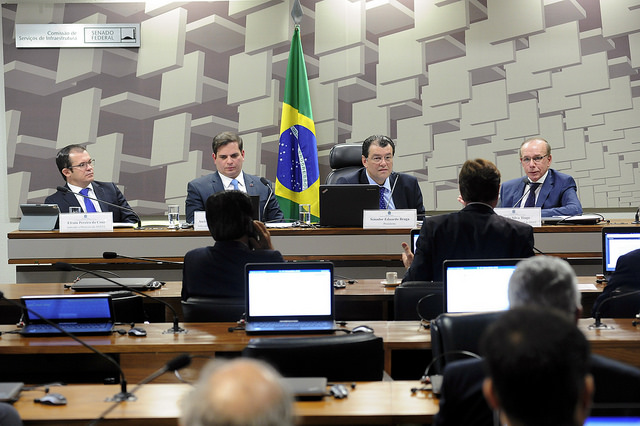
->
[54, 262, 187, 334]
[89, 353, 192, 425]
[103, 251, 183, 265]
[588, 288, 640, 330]
[260, 177, 274, 222]
[56, 185, 143, 230]
[511, 177, 531, 208]
[0, 291, 134, 402]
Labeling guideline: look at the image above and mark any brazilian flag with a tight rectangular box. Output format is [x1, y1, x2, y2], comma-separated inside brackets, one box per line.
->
[275, 26, 319, 222]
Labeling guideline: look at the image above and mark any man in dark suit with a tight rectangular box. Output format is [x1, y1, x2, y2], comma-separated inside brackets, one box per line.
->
[335, 135, 425, 216]
[185, 131, 283, 224]
[181, 191, 284, 301]
[44, 144, 138, 223]
[498, 137, 582, 217]
[434, 256, 640, 426]
[402, 159, 534, 282]
[593, 248, 640, 315]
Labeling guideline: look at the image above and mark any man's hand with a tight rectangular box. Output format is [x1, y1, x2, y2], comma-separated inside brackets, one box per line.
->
[457, 195, 467, 206]
[401, 241, 414, 269]
[248, 220, 274, 250]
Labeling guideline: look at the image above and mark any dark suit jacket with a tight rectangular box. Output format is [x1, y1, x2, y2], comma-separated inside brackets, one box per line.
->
[434, 355, 640, 426]
[403, 203, 534, 282]
[181, 240, 284, 301]
[498, 168, 583, 217]
[44, 181, 138, 223]
[335, 168, 425, 215]
[185, 172, 283, 224]
[593, 248, 640, 314]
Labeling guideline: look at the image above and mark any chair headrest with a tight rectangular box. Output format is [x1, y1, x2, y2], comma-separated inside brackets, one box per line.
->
[329, 143, 363, 169]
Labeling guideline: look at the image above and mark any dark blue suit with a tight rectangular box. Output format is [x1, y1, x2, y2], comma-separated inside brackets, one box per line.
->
[335, 168, 425, 215]
[185, 172, 283, 224]
[404, 203, 534, 282]
[44, 181, 138, 223]
[434, 355, 640, 426]
[593, 248, 640, 314]
[498, 169, 582, 217]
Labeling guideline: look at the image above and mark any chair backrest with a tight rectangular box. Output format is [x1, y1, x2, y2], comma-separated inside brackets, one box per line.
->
[325, 143, 363, 184]
[599, 285, 640, 318]
[181, 297, 245, 322]
[111, 293, 147, 323]
[430, 311, 503, 372]
[242, 332, 384, 381]
[394, 281, 443, 321]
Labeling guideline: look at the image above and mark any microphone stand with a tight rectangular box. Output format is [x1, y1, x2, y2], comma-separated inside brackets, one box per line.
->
[103, 251, 183, 265]
[588, 288, 640, 330]
[55, 186, 144, 230]
[633, 207, 640, 224]
[0, 291, 135, 402]
[259, 177, 274, 223]
[55, 262, 187, 334]
[511, 178, 531, 208]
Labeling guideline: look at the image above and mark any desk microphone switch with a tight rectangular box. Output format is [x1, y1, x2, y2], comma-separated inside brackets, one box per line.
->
[330, 384, 349, 399]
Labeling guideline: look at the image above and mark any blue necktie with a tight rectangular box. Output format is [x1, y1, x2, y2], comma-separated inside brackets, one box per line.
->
[379, 186, 387, 209]
[524, 183, 540, 208]
[231, 179, 239, 190]
[79, 188, 97, 212]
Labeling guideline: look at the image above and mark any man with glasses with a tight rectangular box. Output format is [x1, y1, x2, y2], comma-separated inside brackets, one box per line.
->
[336, 134, 425, 215]
[498, 137, 582, 217]
[45, 144, 138, 223]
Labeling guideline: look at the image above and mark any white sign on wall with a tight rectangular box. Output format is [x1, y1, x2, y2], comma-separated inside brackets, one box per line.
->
[16, 24, 140, 48]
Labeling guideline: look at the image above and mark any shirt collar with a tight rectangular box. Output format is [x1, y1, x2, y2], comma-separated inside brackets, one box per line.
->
[365, 171, 391, 191]
[528, 169, 549, 185]
[219, 171, 246, 191]
[67, 182, 94, 193]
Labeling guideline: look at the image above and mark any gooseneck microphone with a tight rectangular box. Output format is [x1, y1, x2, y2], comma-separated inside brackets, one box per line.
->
[55, 186, 143, 230]
[54, 262, 187, 334]
[511, 177, 531, 208]
[0, 291, 134, 402]
[103, 251, 183, 265]
[259, 177, 274, 223]
[588, 288, 640, 330]
[90, 353, 192, 425]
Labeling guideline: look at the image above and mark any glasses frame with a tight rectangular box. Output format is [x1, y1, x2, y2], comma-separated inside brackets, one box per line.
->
[67, 159, 96, 170]
[368, 155, 393, 164]
[520, 155, 548, 164]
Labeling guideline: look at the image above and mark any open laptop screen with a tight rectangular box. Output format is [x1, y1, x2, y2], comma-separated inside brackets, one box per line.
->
[602, 227, 640, 276]
[443, 259, 522, 313]
[22, 294, 113, 323]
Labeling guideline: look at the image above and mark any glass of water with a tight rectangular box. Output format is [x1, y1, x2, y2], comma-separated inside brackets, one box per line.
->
[69, 206, 82, 213]
[167, 204, 180, 229]
[299, 204, 311, 225]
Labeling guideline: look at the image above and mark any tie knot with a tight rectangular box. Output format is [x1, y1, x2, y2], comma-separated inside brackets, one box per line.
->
[79, 188, 90, 196]
[231, 179, 239, 190]
[529, 182, 540, 190]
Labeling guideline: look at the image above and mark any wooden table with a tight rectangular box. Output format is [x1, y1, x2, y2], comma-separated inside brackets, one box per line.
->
[13, 381, 439, 425]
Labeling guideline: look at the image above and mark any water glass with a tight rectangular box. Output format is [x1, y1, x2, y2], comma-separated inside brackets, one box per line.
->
[167, 204, 180, 229]
[299, 204, 311, 225]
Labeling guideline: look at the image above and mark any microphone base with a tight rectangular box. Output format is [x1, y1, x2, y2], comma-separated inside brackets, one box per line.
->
[106, 392, 137, 402]
[588, 322, 614, 330]
[163, 326, 188, 334]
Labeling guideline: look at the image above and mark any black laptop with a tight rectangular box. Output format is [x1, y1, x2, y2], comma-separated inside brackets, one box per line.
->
[319, 184, 379, 227]
[244, 262, 336, 335]
[602, 227, 640, 279]
[20, 294, 115, 336]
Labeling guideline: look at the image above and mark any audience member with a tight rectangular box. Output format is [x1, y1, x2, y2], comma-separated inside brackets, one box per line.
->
[593, 248, 640, 316]
[0, 403, 22, 426]
[181, 191, 284, 301]
[45, 144, 138, 223]
[498, 137, 582, 217]
[336, 135, 425, 215]
[434, 255, 640, 426]
[480, 307, 593, 426]
[402, 159, 534, 282]
[180, 358, 294, 426]
[185, 131, 283, 224]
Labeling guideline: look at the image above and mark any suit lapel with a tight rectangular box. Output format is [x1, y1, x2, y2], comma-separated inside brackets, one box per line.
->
[245, 174, 257, 195]
[211, 172, 224, 193]
[536, 170, 554, 208]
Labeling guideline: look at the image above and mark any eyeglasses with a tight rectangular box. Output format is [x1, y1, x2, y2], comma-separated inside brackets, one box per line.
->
[520, 155, 548, 164]
[67, 159, 96, 169]
[369, 155, 393, 164]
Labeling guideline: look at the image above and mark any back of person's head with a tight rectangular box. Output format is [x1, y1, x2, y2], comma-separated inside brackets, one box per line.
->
[212, 131, 243, 155]
[458, 159, 500, 204]
[361, 134, 395, 157]
[55, 144, 87, 180]
[180, 358, 294, 426]
[205, 191, 253, 241]
[481, 307, 592, 426]
[508, 255, 582, 319]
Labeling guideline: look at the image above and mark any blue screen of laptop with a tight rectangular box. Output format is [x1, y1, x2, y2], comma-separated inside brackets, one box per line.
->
[585, 418, 640, 425]
[24, 297, 111, 321]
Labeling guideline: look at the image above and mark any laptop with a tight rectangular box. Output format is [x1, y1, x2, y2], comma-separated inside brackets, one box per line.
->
[20, 294, 115, 336]
[71, 277, 161, 291]
[283, 377, 328, 400]
[542, 213, 603, 225]
[602, 227, 640, 279]
[244, 262, 336, 335]
[443, 259, 522, 313]
[19, 204, 60, 231]
[0, 382, 23, 403]
[319, 184, 379, 227]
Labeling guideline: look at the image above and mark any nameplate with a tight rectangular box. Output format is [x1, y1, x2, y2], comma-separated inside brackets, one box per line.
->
[494, 207, 541, 227]
[193, 211, 208, 231]
[363, 209, 417, 229]
[59, 212, 113, 232]
[16, 24, 140, 48]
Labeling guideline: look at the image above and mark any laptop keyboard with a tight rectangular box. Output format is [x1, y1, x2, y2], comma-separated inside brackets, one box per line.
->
[253, 321, 332, 329]
[23, 323, 112, 334]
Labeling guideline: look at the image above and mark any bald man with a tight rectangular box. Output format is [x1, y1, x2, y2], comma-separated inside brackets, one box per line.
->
[180, 358, 294, 426]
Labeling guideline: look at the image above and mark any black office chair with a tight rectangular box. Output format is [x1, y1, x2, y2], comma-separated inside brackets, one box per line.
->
[242, 333, 384, 381]
[111, 293, 148, 323]
[325, 143, 362, 184]
[181, 297, 245, 322]
[394, 281, 444, 321]
[430, 311, 503, 373]
[598, 285, 640, 318]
